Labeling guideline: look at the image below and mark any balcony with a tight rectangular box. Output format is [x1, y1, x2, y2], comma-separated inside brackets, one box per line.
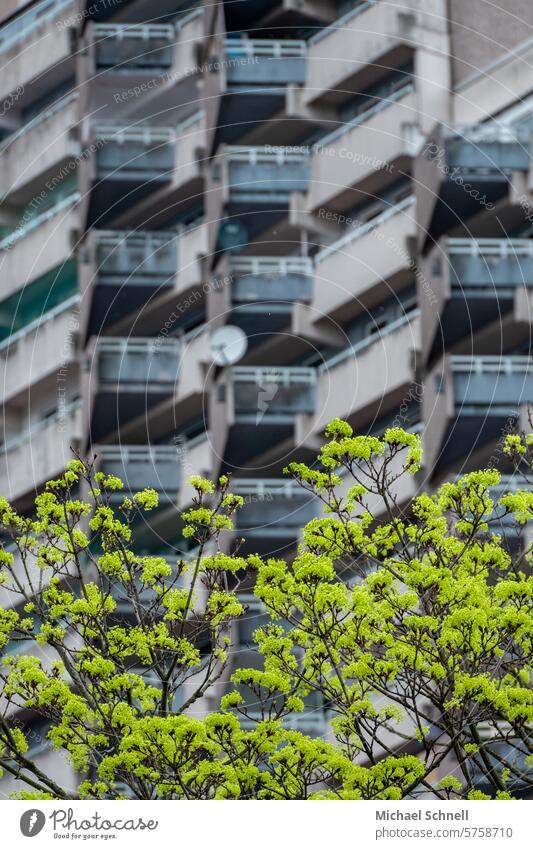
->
[82, 229, 177, 335]
[416, 124, 531, 245]
[0, 0, 76, 102]
[97, 338, 181, 388]
[226, 146, 309, 202]
[97, 445, 181, 502]
[209, 146, 310, 246]
[441, 126, 530, 173]
[0, 92, 80, 199]
[0, 295, 80, 405]
[231, 256, 313, 304]
[230, 479, 317, 555]
[209, 39, 308, 145]
[307, 86, 416, 212]
[211, 366, 316, 470]
[87, 126, 175, 225]
[90, 338, 181, 440]
[233, 366, 316, 420]
[0, 193, 79, 301]
[313, 195, 416, 321]
[452, 356, 532, 416]
[308, 312, 420, 436]
[304, 0, 442, 106]
[422, 238, 533, 362]
[81, 9, 203, 118]
[93, 24, 175, 72]
[423, 356, 533, 469]
[0, 401, 82, 503]
[224, 39, 307, 85]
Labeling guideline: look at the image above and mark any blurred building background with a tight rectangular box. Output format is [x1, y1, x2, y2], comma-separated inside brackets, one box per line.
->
[0, 0, 532, 796]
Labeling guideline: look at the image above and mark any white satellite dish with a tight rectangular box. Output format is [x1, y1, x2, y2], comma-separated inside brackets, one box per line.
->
[209, 325, 248, 366]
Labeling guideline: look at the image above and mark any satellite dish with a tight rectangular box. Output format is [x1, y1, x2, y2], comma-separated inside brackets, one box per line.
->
[209, 325, 248, 366]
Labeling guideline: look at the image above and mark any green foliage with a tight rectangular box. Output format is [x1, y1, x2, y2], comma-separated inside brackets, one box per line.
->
[0, 427, 531, 800]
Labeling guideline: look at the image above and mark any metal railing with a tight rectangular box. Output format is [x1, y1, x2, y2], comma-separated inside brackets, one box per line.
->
[98, 445, 179, 463]
[176, 110, 204, 135]
[94, 125, 175, 144]
[224, 38, 306, 58]
[0, 294, 80, 354]
[231, 366, 317, 385]
[310, 0, 381, 45]
[96, 337, 182, 355]
[443, 123, 531, 144]
[319, 308, 419, 373]
[230, 256, 313, 276]
[92, 23, 175, 40]
[225, 145, 309, 164]
[0, 192, 79, 252]
[231, 479, 307, 499]
[450, 355, 533, 375]
[447, 237, 533, 257]
[0, 399, 81, 456]
[316, 194, 415, 262]
[175, 6, 203, 31]
[0, 0, 73, 55]
[96, 229, 176, 249]
[315, 82, 414, 149]
[0, 91, 79, 150]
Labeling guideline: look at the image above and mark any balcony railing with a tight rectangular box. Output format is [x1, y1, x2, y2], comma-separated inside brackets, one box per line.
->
[319, 308, 420, 373]
[450, 356, 533, 415]
[224, 38, 307, 85]
[231, 256, 313, 303]
[0, 91, 79, 151]
[231, 479, 317, 536]
[0, 0, 73, 55]
[316, 194, 415, 262]
[0, 400, 81, 455]
[98, 445, 181, 498]
[95, 230, 177, 287]
[0, 400, 81, 500]
[0, 193, 79, 252]
[0, 294, 80, 354]
[225, 146, 309, 202]
[96, 338, 181, 390]
[314, 81, 414, 149]
[93, 23, 175, 70]
[447, 238, 533, 294]
[310, 0, 381, 44]
[439, 124, 531, 173]
[95, 126, 175, 181]
[232, 366, 316, 417]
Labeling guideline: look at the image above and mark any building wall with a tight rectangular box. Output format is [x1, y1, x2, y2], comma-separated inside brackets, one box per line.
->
[448, 0, 533, 86]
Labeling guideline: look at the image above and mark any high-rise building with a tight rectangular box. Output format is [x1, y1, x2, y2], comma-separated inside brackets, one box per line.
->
[0, 0, 531, 797]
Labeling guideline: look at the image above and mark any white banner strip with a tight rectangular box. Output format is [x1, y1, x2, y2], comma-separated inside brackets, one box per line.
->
[2, 800, 530, 848]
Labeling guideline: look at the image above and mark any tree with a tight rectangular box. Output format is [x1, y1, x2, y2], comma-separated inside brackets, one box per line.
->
[0, 423, 531, 800]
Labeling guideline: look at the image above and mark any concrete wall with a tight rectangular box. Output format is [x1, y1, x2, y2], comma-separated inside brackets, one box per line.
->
[448, 0, 533, 87]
